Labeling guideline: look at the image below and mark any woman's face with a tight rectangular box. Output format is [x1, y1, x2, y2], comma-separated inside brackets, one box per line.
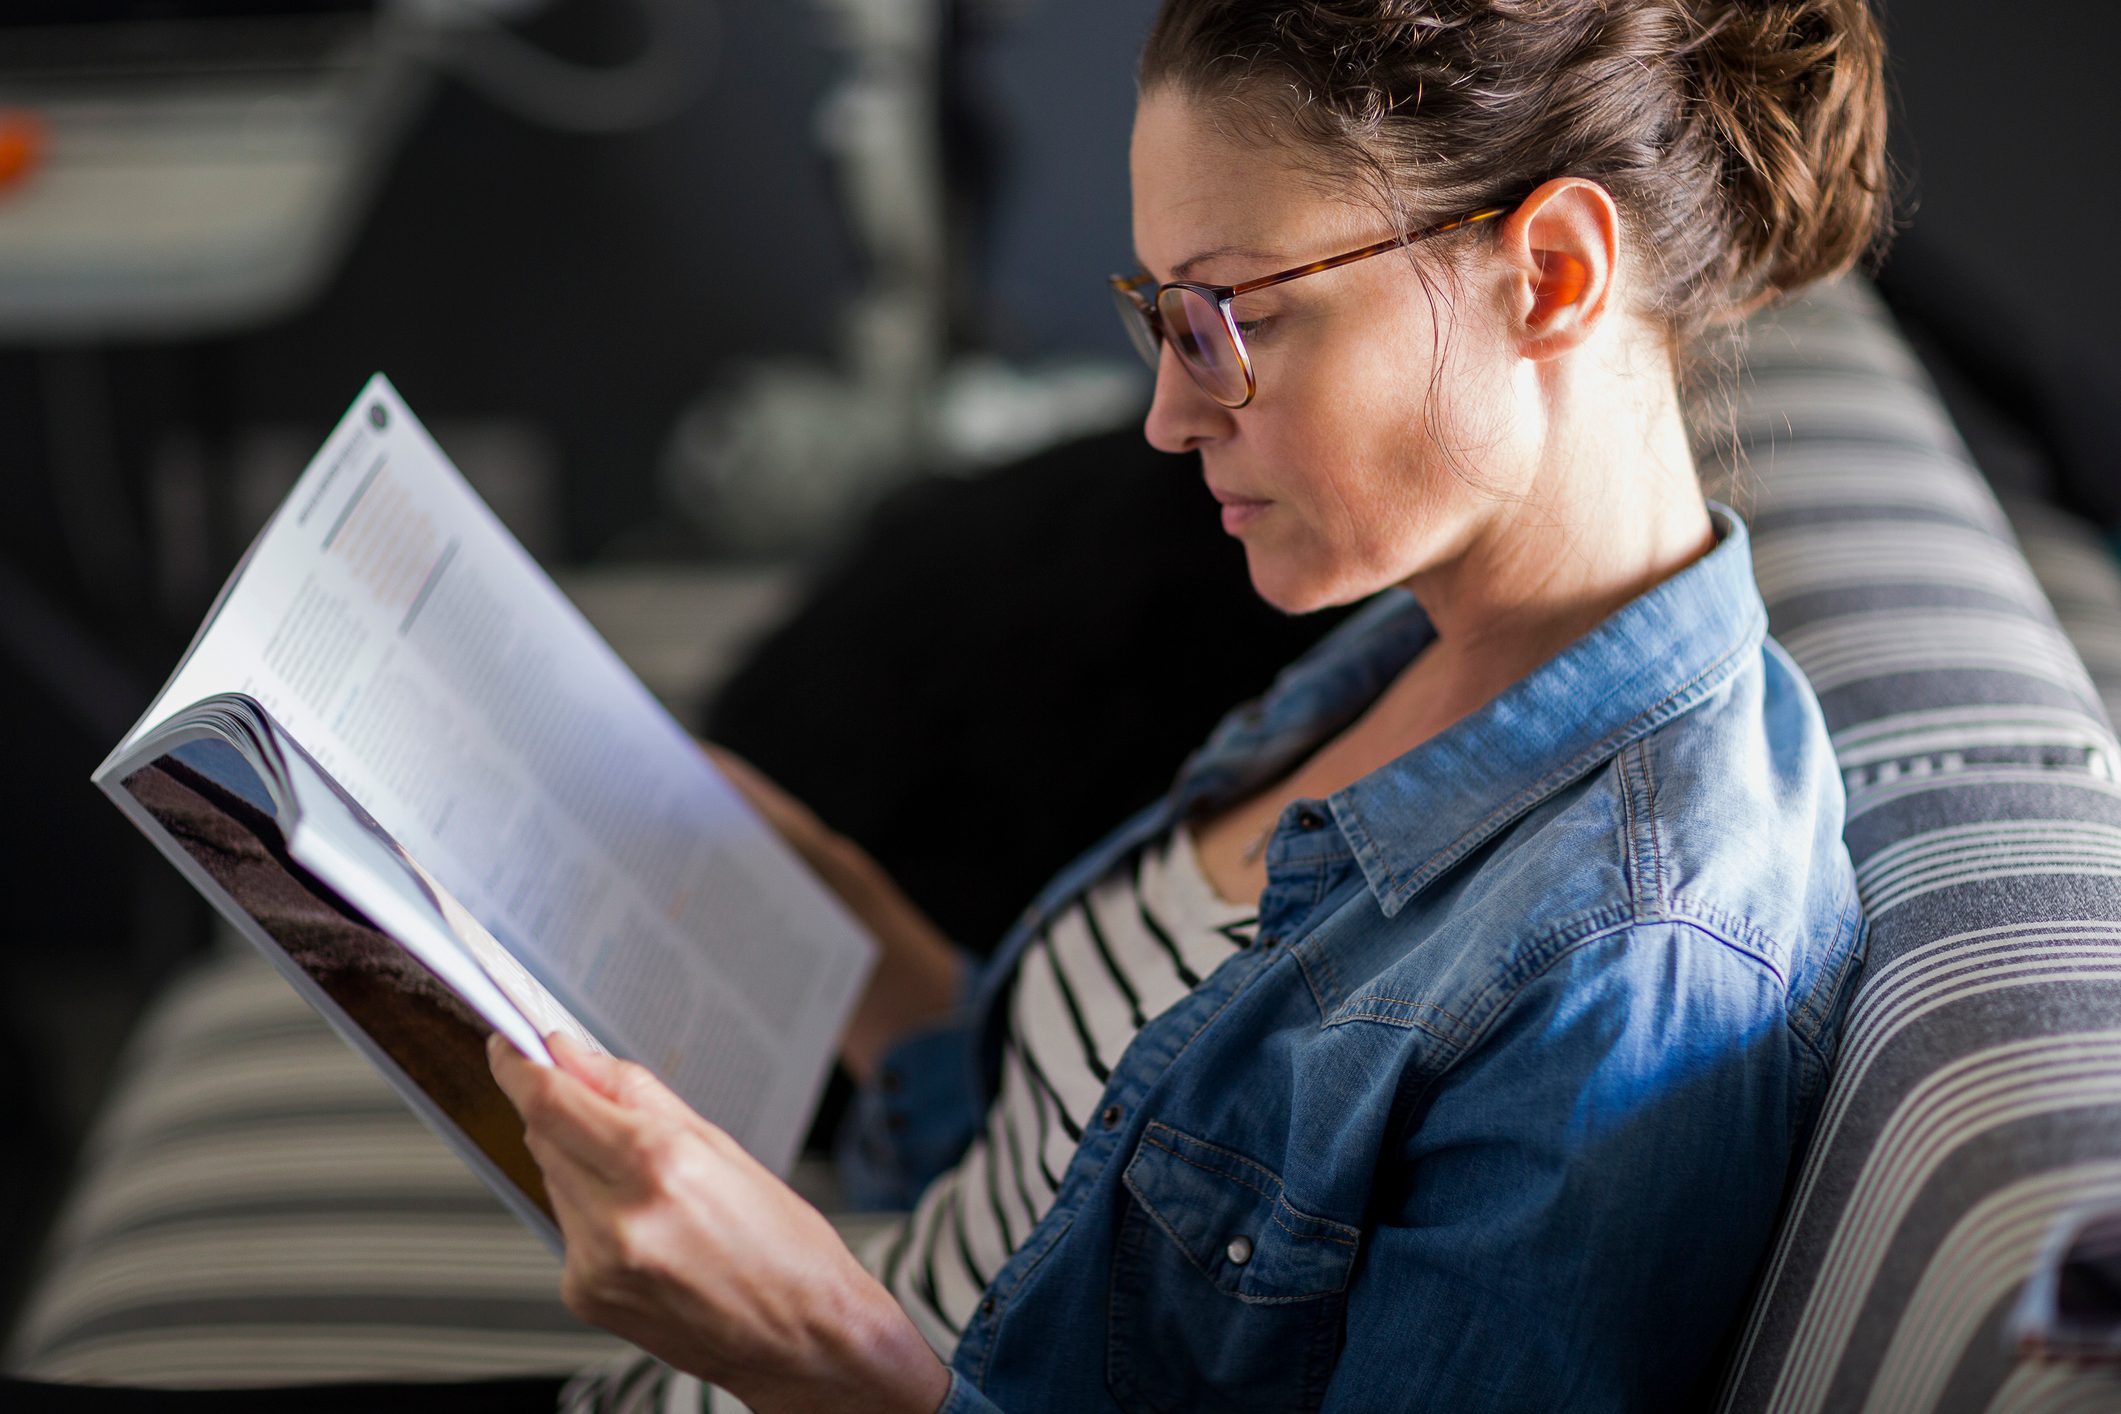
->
[1129, 89, 1525, 615]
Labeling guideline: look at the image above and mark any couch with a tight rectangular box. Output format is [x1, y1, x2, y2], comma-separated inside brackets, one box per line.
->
[9, 279, 2121, 1411]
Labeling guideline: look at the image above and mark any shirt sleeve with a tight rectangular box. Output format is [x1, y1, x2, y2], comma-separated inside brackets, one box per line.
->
[1321, 918, 1822, 1412]
[832, 945, 989, 1212]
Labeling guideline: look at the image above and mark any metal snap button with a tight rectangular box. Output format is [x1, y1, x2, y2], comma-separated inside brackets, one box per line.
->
[980, 1295, 997, 1317]
[1295, 808, 1325, 831]
[1101, 1103, 1124, 1130]
[1226, 1234, 1253, 1265]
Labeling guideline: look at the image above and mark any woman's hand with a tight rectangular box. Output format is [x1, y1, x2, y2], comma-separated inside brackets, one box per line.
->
[487, 1031, 950, 1414]
[705, 743, 843, 874]
[697, 743, 970, 1083]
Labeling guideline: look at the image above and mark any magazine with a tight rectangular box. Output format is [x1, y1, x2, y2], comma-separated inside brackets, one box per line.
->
[93, 375, 876, 1252]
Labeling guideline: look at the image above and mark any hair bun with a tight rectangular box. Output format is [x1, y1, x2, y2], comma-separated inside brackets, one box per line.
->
[1142, 0, 1895, 338]
[1681, 0, 1892, 312]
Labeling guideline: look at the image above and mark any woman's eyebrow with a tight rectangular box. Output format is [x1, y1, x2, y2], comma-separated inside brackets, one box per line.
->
[1136, 243, 1279, 281]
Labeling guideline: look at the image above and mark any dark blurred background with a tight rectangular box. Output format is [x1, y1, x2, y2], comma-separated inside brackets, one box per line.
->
[0, 0, 2114, 1344]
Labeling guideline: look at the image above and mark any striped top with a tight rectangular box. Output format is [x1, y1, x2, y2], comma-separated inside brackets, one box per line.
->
[559, 824, 1255, 1413]
[855, 823, 1256, 1355]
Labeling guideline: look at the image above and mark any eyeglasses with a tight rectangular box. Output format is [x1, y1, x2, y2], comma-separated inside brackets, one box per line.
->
[1109, 204, 1515, 409]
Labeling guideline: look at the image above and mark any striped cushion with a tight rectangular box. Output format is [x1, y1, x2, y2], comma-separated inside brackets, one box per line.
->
[2005, 495, 2121, 726]
[1704, 282, 2121, 1413]
[3, 940, 631, 1385]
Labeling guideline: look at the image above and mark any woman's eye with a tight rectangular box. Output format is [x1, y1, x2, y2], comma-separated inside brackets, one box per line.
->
[1235, 316, 1273, 341]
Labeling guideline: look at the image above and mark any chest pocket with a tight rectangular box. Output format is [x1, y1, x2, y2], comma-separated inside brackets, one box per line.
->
[1106, 1121, 1359, 1414]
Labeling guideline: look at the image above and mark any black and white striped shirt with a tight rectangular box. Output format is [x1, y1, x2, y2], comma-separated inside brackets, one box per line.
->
[559, 825, 1254, 1414]
[857, 824, 1256, 1355]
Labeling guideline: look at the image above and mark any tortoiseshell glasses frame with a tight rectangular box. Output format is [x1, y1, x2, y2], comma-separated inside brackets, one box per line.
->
[1109, 203, 1515, 409]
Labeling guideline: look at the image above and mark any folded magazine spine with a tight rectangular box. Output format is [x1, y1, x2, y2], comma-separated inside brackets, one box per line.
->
[96, 715, 569, 1254]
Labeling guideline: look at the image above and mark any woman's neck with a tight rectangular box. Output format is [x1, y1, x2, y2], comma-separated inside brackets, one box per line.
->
[1394, 339, 1714, 705]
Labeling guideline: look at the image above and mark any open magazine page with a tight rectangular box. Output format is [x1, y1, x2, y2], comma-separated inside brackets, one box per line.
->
[106, 376, 875, 1174]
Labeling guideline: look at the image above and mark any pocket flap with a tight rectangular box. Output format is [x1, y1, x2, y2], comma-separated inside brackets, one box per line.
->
[1122, 1121, 1359, 1304]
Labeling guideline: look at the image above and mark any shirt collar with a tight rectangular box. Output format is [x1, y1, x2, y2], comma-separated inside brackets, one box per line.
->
[1195, 500, 1767, 918]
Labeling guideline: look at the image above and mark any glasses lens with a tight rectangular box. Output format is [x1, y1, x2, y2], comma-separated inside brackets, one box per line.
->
[1157, 285, 1250, 406]
[1111, 283, 1161, 371]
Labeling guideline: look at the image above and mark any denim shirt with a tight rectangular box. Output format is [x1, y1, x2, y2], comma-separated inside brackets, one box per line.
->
[837, 500, 1868, 1412]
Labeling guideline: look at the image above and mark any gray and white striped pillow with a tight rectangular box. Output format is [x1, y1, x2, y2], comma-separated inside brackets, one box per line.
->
[1706, 281, 2121, 1414]
[4, 933, 624, 1385]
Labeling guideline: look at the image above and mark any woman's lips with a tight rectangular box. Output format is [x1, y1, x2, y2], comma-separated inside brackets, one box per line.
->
[1210, 486, 1272, 534]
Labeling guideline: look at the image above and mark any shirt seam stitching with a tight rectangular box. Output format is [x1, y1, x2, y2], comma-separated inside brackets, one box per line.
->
[1394, 909, 1800, 1127]
[1136, 1128, 1360, 1248]
[1369, 608, 1765, 911]
[1619, 743, 1660, 914]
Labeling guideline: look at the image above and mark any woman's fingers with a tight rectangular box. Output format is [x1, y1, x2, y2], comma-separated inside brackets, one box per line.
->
[700, 743, 836, 863]
[490, 1023, 947, 1405]
[547, 1034, 723, 1140]
[488, 1033, 640, 1185]
[490, 1031, 745, 1192]
[533, 1158, 652, 1322]
[549, 1034, 661, 1107]
[543, 1032, 626, 1095]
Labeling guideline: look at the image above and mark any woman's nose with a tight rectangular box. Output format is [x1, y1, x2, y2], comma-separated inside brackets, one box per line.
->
[1142, 347, 1234, 454]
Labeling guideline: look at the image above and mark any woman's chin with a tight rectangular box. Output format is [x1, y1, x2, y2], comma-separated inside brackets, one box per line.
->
[1244, 558, 1339, 618]
[1245, 546, 1407, 617]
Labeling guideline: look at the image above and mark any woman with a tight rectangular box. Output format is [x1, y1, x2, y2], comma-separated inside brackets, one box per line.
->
[8, 0, 1884, 1410]
[491, 1, 1884, 1410]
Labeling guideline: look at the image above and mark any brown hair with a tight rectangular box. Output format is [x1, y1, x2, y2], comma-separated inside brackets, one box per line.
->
[1139, 0, 1892, 342]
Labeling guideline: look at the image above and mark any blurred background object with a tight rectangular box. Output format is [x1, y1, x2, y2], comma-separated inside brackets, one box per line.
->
[658, 0, 1140, 553]
[0, 0, 2115, 1354]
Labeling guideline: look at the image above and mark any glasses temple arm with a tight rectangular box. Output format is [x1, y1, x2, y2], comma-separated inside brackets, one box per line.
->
[1223, 205, 1514, 299]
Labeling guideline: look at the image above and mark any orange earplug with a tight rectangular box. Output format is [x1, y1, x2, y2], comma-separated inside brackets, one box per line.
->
[1534, 249, 1590, 316]
[0, 111, 45, 194]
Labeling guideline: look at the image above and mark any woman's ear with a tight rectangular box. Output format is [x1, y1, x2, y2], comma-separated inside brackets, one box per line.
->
[1495, 177, 1621, 361]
